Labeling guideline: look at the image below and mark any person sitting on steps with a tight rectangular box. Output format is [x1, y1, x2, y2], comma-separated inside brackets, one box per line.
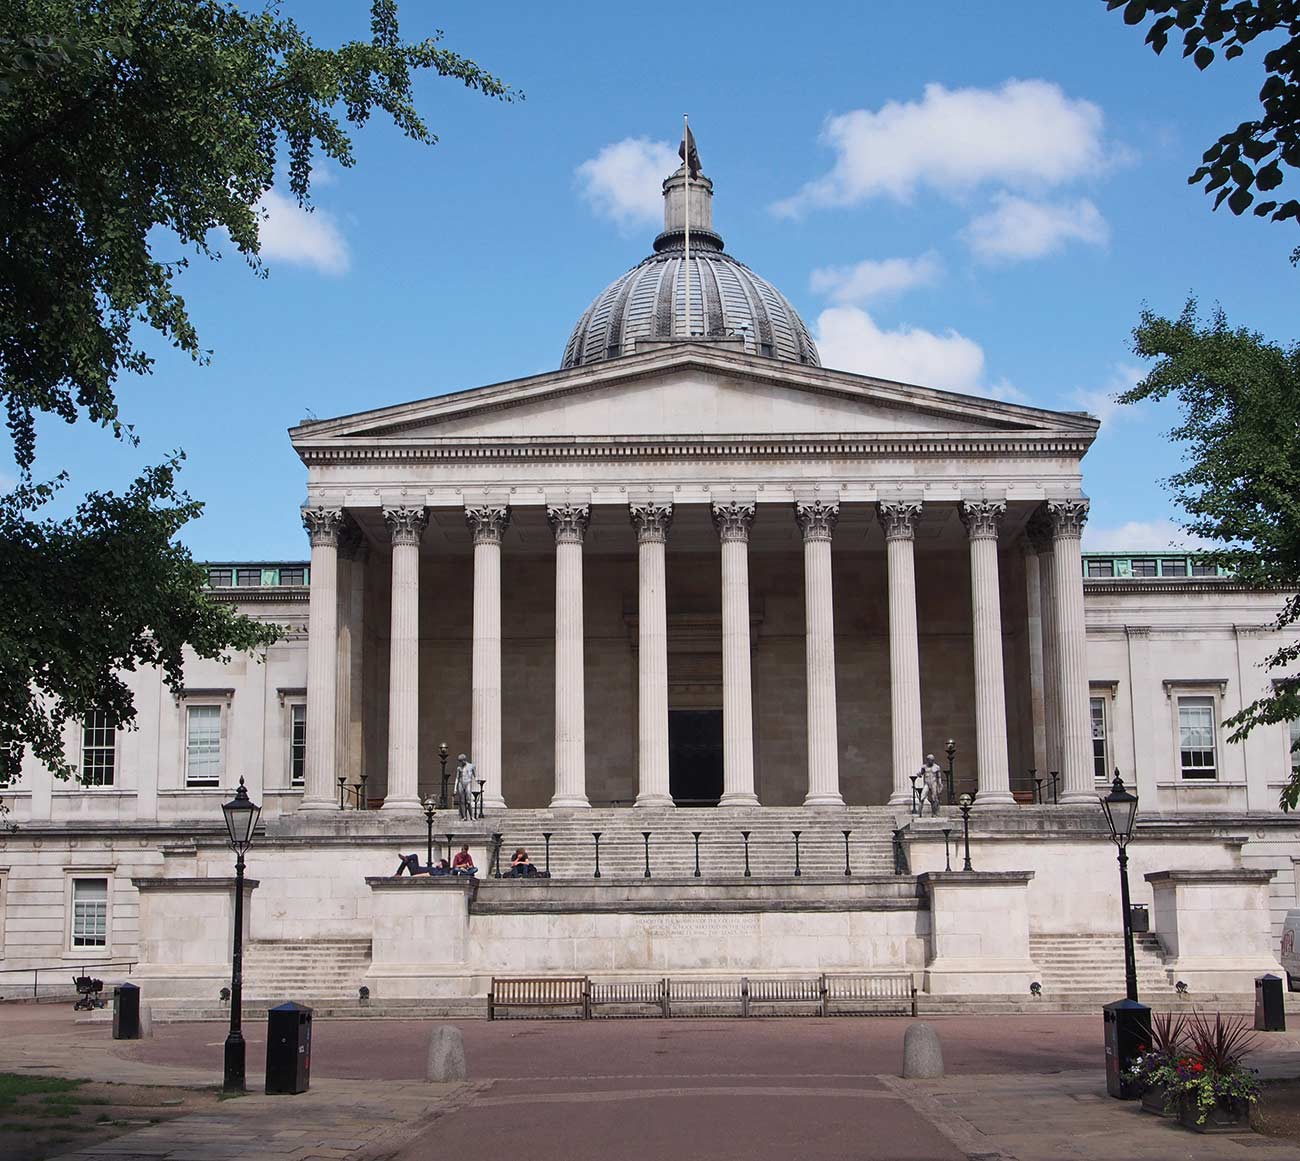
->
[508, 847, 537, 878]
[452, 844, 477, 876]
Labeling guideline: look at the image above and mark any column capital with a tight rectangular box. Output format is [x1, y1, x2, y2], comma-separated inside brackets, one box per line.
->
[877, 500, 922, 541]
[383, 506, 428, 547]
[547, 503, 590, 544]
[1025, 507, 1054, 554]
[795, 500, 839, 543]
[1047, 497, 1090, 540]
[465, 504, 511, 545]
[629, 502, 674, 544]
[302, 506, 345, 547]
[711, 501, 755, 543]
[960, 499, 1006, 541]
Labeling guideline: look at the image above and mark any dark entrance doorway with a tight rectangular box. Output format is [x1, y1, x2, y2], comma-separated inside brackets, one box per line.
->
[669, 709, 724, 806]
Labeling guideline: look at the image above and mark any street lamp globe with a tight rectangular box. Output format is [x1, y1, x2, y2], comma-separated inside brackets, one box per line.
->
[1101, 769, 1139, 849]
[221, 777, 260, 853]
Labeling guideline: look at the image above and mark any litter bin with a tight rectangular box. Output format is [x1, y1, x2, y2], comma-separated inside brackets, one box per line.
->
[1129, 903, 1149, 933]
[1102, 998, 1151, 1100]
[1255, 973, 1286, 1032]
[265, 1002, 312, 1095]
[112, 982, 140, 1040]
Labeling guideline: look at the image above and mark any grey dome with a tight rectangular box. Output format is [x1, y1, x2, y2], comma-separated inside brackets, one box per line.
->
[562, 159, 819, 370]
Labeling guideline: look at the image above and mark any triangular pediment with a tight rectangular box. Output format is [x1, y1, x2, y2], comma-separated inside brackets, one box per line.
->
[291, 345, 1097, 447]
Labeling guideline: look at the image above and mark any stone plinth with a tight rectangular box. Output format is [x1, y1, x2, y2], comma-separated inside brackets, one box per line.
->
[130, 876, 258, 1000]
[364, 876, 477, 999]
[919, 870, 1036, 994]
[1145, 869, 1283, 992]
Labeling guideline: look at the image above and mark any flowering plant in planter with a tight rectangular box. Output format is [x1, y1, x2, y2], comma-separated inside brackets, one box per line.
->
[1167, 1012, 1260, 1128]
[1122, 1011, 1187, 1113]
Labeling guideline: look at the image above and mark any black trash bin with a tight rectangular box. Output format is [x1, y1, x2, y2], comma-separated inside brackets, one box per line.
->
[1255, 973, 1286, 1032]
[265, 1002, 312, 1095]
[1129, 903, 1150, 933]
[1102, 998, 1151, 1099]
[112, 982, 140, 1040]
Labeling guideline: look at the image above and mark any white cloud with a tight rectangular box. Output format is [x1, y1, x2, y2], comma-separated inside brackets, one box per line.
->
[809, 253, 942, 305]
[257, 190, 349, 275]
[986, 378, 1032, 405]
[576, 138, 678, 229]
[1083, 518, 1216, 552]
[964, 194, 1109, 262]
[775, 80, 1106, 216]
[1069, 363, 1144, 426]
[813, 306, 985, 394]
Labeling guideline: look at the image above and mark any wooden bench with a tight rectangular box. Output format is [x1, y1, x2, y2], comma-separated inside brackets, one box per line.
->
[665, 977, 746, 1017]
[589, 979, 669, 1017]
[487, 975, 590, 1020]
[821, 972, 917, 1017]
[746, 976, 824, 1016]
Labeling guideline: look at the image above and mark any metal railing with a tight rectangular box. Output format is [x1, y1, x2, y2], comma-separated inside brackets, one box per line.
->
[0, 958, 137, 1003]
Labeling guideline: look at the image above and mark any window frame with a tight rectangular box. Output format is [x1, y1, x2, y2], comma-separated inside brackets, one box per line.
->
[65, 871, 113, 956]
[1090, 694, 1110, 782]
[1176, 693, 1220, 781]
[174, 690, 234, 791]
[79, 710, 117, 788]
[289, 701, 306, 789]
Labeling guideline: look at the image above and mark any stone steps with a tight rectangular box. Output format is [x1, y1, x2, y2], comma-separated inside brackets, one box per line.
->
[243, 939, 371, 1000]
[1029, 933, 1171, 994]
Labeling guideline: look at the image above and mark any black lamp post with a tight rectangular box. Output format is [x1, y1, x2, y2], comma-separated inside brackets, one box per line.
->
[909, 771, 921, 816]
[945, 739, 957, 805]
[220, 777, 260, 1094]
[958, 793, 973, 871]
[1101, 769, 1140, 1002]
[942, 827, 952, 871]
[423, 797, 437, 870]
[438, 743, 450, 809]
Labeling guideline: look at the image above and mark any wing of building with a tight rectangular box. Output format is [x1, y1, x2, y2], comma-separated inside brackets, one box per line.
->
[7, 144, 1298, 1012]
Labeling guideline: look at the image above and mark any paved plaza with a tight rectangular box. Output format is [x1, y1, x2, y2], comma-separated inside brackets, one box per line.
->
[1, 1005, 1299, 1161]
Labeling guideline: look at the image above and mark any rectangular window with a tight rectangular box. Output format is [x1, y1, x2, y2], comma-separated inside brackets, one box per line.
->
[1191, 561, 1218, 577]
[1178, 696, 1218, 779]
[1091, 697, 1109, 781]
[1087, 559, 1115, 578]
[1130, 558, 1157, 577]
[279, 567, 305, 586]
[1161, 558, 1188, 577]
[290, 704, 306, 787]
[80, 710, 116, 787]
[72, 878, 108, 948]
[207, 568, 232, 587]
[185, 705, 222, 787]
[235, 568, 262, 587]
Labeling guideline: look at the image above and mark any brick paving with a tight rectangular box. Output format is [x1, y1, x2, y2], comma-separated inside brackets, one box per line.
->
[0, 1006, 1296, 1160]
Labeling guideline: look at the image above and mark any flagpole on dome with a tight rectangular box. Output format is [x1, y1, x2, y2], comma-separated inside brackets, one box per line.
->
[682, 113, 690, 340]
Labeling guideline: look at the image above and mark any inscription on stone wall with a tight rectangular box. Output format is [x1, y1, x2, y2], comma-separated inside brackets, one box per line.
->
[641, 914, 758, 939]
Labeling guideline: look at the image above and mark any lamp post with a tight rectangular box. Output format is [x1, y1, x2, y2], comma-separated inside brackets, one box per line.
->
[220, 777, 260, 1094]
[438, 743, 450, 809]
[423, 797, 437, 871]
[945, 739, 957, 805]
[1101, 769, 1140, 1002]
[958, 793, 973, 871]
[909, 771, 921, 817]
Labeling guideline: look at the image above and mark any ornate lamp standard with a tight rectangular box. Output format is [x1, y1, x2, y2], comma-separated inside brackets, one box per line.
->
[957, 793, 974, 870]
[423, 797, 437, 870]
[220, 777, 260, 1093]
[1099, 768, 1149, 1100]
[1101, 769, 1140, 1002]
[437, 743, 450, 809]
[945, 739, 957, 805]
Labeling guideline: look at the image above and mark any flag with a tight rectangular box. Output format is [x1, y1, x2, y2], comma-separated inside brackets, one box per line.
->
[680, 125, 701, 179]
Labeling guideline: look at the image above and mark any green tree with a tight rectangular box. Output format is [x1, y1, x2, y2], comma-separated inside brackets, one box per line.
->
[0, 1, 514, 783]
[1119, 302, 1300, 809]
[1104, 1, 1300, 261]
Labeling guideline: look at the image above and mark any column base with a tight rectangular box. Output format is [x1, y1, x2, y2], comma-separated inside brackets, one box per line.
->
[298, 797, 339, 812]
[483, 795, 507, 811]
[717, 792, 760, 808]
[380, 796, 423, 812]
[549, 794, 590, 810]
[887, 789, 914, 808]
[803, 792, 846, 808]
[972, 791, 1016, 809]
[634, 794, 675, 808]
[1057, 791, 1099, 806]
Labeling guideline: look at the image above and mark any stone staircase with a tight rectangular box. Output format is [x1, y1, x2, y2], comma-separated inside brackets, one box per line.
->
[242, 938, 372, 1005]
[473, 806, 900, 879]
[1028, 932, 1172, 999]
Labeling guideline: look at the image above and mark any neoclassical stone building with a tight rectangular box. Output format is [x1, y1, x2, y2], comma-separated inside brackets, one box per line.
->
[3, 153, 1297, 1007]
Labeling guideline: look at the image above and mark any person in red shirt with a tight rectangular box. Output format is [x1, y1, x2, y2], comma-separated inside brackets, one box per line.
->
[451, 844, 477, 876]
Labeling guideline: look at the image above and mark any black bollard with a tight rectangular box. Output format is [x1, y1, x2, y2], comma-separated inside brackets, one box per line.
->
[741, 831, 751, 878]
[593, 832, 602, 879]
[942, 828, 952, 871]
[792, 830, 802, 877]
[491, 832, 503, 878]
[642, 831, 652, 878]
[542, 832, 552, 877]
[842, 829, 852, 876]
[692, 831, 702, 878]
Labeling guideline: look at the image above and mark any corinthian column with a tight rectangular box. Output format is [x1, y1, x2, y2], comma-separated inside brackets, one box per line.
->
[466, 505, 511, 810]
[1048, 498, 1093, 804]
[712, 501, 759, 807]
[301, 507, 344, 811]
[961, 500, 1014, 807]
[382, 506, 427, 811]
[548, 503, 590, 809]
[1027, 509, 1061, 780]
[631, 503, 674, 808]
[878, 501, 924, 807]
[796, 501, 844, 807]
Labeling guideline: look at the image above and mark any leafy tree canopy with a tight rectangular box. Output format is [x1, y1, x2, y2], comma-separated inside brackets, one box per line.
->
[1105, 0, 1300, 260]
[0, 1, 513, 784]
[1119, 301, 1300, 808]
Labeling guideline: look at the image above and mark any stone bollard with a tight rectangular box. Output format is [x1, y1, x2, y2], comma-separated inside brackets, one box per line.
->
[425, 1025, 468, 1083]
[901, 1022, 943, 1079]
[138, 1004, 154, 1039]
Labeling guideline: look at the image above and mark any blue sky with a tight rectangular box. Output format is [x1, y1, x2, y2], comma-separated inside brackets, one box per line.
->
[17, 0, 1300, 560]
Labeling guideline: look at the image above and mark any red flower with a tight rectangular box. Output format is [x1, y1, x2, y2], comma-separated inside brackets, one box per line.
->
[1193, 1063, 1204, 1073]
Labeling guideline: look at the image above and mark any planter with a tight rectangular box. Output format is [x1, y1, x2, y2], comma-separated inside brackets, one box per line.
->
[1176, 1094, 1252, 1133]
[1140, 1084, 1176, 1118]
